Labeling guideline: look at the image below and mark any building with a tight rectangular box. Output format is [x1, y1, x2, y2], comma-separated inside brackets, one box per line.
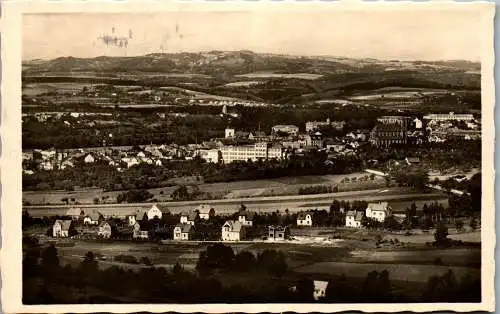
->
[305, 118, 331, 132]
[370, 123, 407, 147]
[297, 212, 313, 226]
[221, 220, 245, 241]
[173, 224, 194, 241]
[65, 207, 84, 220]
[366, 202, 392, 222]
[196, 204, 215, 220]
[197, 149, 221, 163]
[267, 225, 290, 241]
[84, 154, 95, 163]
[345, 211, 363, 228]
[423, 112, 474, 122]
[220, 142, 283, 163]
[413, 118, 423, 129]
[225, 128, 235, 139]
[52, 220, 73, 238]
[83, 211, 102, 225]
[248, 131, 267, 142]
[313, 280, 329, 300]
[98, 222, 114, 239]
[146, 204, 166, 220]
[238, 211, 255, 227]
[132, 222, 149, 239]
[377, 116, 410, 127]
[180, 212, 197, 225]
[271, 125, 299, 136]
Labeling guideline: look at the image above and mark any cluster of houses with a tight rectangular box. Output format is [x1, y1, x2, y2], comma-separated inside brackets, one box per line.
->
[23, 143, 204, 173]
[50, 203, 294, 242]
[49, 201, 398, 241]
[369, 113, 480, 147]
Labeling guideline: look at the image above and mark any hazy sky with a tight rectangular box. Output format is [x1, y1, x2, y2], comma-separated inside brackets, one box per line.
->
[23, 10, 484, 61]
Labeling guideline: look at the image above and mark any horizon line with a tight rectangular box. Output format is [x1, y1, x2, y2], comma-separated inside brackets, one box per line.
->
[22, 49, 481, 64]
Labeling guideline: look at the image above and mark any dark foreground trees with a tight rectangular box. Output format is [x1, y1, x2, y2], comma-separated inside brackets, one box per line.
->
[23, 243, 481, 304]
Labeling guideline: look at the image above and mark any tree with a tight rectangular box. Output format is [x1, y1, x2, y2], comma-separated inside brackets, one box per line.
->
[81, 251, 98, 274]
[434, 222, 450, 246]
[470, 217, 478, 230]
[117, 189, 153, 203]
[171, 185, 190, 201]
[233, 250, 257, 272]
[41, 244, 59, 269]
[295, 278, 314, 302]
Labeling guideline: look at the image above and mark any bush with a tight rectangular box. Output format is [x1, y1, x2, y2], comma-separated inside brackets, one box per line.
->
[114, 255, 138, 264]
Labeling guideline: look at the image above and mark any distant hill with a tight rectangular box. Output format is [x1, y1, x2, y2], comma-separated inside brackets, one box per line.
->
[22, 51, 480, 77]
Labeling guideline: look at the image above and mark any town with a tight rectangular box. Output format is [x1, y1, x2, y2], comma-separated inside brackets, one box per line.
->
[21, 51, 483, 304]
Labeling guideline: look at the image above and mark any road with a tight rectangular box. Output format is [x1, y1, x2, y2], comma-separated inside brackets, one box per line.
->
[24, 187, 448, 217]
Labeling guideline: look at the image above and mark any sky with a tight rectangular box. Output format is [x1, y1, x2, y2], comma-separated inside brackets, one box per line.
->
[23, 9, 484, 62]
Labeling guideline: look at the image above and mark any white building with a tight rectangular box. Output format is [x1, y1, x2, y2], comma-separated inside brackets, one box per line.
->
[366, 202, 392, 222]
[84, 154, 95, 163]
[197, 149, 221, 163]
[238, 211, 255, 227]
[225, 128, 235, 138]
[313, 280, 329, 301]
[222, 220, 245, 241]
[220, 142, 283, 163]
[180, 212, 197, 225]
[413, 118, 423, 129]
[297, 212, 313, 226]
[271, 125, 299, 136]
[306, 118, 331, 132]
[345, 211, 363, 228]
[83, 211, 102, 225]
[52, 220, 72, 237]
[423, 112, 474, 122]
[196, 204, 215, 220]
[173, 224, 194, 241]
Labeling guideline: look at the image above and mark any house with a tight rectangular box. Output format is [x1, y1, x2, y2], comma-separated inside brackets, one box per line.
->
[313, 280, 329, 300]
[121, 157, 140, 168]
[413, 118, 423, 129]
[173, 224, 194, 241]
[180, 212, 197, 225]
[297, 212, 313, 226]
[267, 225, 290, 241]
[222, 220, 245, 241]
[405, 157, 420, 165]
[370, 122, 407, 147]
[65, 207, 84, 220]
[98, 221, 114, 239]
[345, 211, 363, 228]
[366, 202, 392, 222]
[52, 220, 73, 238]
[132, 222, 149, 239]
[271, 125, 299, 136]
[225, 128, 235, 138]
[84, 154, 95, 164]
[238, 211, 255, 227]
[147, 204, 167, 220]
[325, 140, 345, 153]
[196, 204, 215, 220]
[83, 211, 102, 225]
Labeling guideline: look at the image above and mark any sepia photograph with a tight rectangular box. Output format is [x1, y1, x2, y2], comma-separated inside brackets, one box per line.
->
[1, 1, 495, 312]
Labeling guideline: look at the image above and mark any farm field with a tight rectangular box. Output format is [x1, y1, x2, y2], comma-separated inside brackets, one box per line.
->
[31, 234, 480, 284]
[23, 187, 448, 218]
[22, 172, 388, 205]
[235, 72, 324, 80]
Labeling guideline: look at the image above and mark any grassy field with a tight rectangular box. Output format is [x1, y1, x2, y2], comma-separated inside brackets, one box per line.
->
[22, 172, 384, 205]
[32, 233, 480, 285]
[235, 73, 324, 80]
